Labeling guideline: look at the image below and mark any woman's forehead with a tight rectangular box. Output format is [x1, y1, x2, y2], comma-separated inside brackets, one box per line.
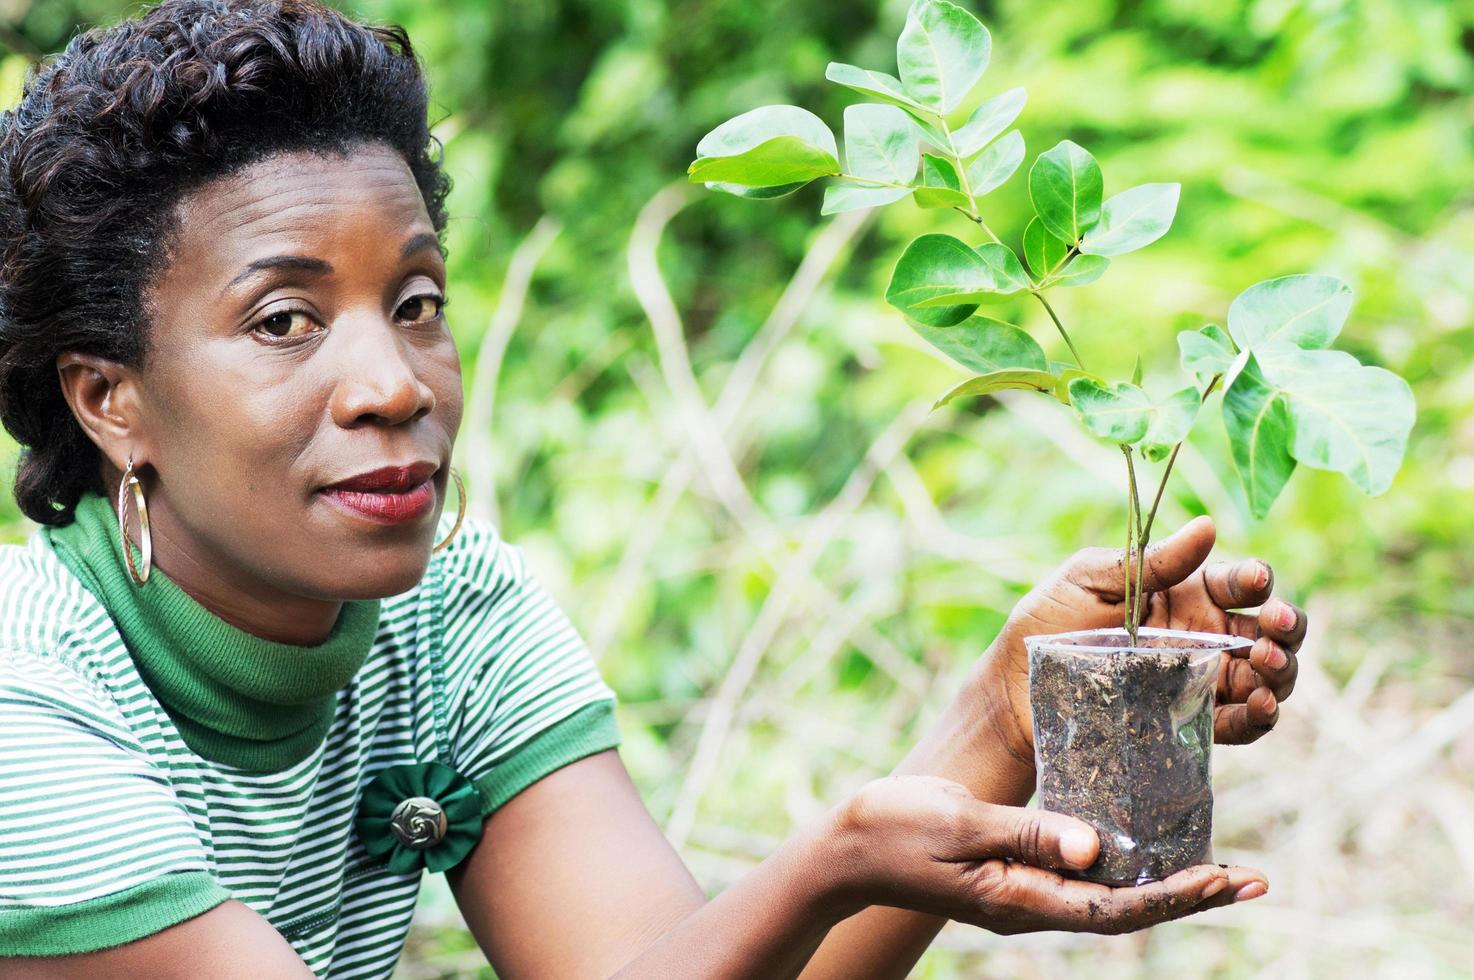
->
[172, 144, 429, 250]
[160, 144, 436, 292]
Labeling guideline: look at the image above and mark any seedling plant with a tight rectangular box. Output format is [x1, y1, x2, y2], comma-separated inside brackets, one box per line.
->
[686, 0, 1416, 646]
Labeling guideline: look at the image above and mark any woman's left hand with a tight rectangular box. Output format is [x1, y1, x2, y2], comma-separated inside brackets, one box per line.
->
[967, 515, 1306, 775]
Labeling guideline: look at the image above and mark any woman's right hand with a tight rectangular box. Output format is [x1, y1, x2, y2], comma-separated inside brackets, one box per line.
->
[820, 774, 1266, 935]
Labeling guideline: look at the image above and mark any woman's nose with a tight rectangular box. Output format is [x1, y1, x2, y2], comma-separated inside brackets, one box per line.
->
[327, 316, 437, 427]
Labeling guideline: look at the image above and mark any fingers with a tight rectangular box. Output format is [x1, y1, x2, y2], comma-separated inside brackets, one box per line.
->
[966, 862, 1268, 935]
[1073, 516, 1217, 599]
[950, 799, 1100, 871]
[1259, 597, 1308, 652]
[1214, 687, 1279, 744]
[1249, 636, 1298, 701]
[1202, 559, 1273, 610]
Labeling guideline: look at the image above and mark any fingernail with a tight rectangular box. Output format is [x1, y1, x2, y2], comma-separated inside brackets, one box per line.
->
[1201, 878, 1228, 899]
[1252, 562, 1269, 590]
[1060, 828, 1096, 868]
[1235, 882, 1267, 902]
[1266, 646, 1288, 671]
[1277, 603, 1296, 631]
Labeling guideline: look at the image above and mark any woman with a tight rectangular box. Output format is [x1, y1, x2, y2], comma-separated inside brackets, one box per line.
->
[0, 1, 1304, 977]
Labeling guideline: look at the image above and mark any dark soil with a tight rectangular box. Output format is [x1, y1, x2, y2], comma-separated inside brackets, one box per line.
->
[1030, 640, 1217, 886]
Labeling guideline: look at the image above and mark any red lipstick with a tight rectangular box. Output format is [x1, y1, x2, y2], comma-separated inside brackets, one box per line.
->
[320, 462, 438, 525]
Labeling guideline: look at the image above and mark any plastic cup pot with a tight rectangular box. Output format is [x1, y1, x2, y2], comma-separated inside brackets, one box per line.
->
[1026, 627, 1251, 886]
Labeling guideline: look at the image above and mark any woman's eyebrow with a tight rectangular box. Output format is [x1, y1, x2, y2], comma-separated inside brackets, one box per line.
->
[400, 231, 443, 261]
[222, 255, 332, 296]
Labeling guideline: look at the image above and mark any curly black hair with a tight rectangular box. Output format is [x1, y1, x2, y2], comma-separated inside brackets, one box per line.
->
[0, 0, 451, 526]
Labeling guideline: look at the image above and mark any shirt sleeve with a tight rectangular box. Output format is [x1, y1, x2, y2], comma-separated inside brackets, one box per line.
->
[0, 650, 230, 956]
[435, 517, 621, 816]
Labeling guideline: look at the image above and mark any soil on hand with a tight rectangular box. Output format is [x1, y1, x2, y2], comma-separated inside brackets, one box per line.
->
[1030, 640, 1216, 886]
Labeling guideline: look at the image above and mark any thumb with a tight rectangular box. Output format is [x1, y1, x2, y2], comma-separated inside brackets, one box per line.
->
[951, 800, 1099, 871]
[1074, 515, 1217, 599]
[1136, 514, 1217, 593]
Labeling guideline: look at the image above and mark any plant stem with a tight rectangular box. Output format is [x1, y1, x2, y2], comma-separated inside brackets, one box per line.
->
[1031, 291, 1085, 370]
[1122, 445, 1143, 644]
[1137, 373, 1223, 549]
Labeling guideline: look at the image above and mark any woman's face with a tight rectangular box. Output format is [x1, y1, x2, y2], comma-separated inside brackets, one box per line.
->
[104, 143, 463, 618]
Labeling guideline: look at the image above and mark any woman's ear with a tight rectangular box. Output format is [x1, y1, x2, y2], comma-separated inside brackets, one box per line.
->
[55, 351, 149, 473]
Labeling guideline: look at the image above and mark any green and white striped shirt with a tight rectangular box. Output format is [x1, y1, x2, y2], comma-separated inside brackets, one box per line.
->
[0, 498, 620, 975]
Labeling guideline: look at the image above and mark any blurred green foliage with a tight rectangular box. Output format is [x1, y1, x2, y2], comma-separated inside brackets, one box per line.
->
[3, 0, 1472, 975]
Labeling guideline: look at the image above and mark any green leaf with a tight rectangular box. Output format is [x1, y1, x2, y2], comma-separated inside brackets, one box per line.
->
[964, 130, 1024, 196]
[1222, 353, 1297, 518]
[1053, 254, 1108, 288]
[952, 87, 1027, 158]
[821, 183, 912, 215]
[1178, 324, 1237, 387]
[1078, 183, 1180, 257]
[841, 104, 921, 185]
[901, 109, 952, 153]
[1028, 140, 1103, 244]
[934, 369, 1063, 410]
[1067, 378, 1153, 443]
[687, 136, 841, 186]
[913, 153, 971, 209]
[824, 62, 927, 112]
[1023, 218, 1069, 277]
[1227, 275, 1354, 351]
[1257, 347, 1416, 495]
[1130, 356, 1144, 387]
[896, 0, 991, 114]
[911, 243, 1030, 303]
[692, 106, 839, 194]
[908, 316, 1047, 374]
[1141, 387, 1200, 462]
[885, 233, 986, 327]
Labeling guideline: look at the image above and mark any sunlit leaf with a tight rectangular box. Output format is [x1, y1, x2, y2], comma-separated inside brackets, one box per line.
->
[910, 243, 1030, 303]
[1141, 387, 1200, 462]
[687, 136, 840, 186]
[820, 182, 912, 214]
[691, 106, 839, 194]
[934, 369, 1063, 410]
[1023, 217, 1069, 277]
[1227, 274, 1354, 351]
[1222, 353, 1296, 518]
[913, 153, 971, 208]
[908, 316, 1047, 374]
[825, 62, 927, 112]
[1067, 377, 1153, 443]
[1053, 254, 1108, 287]
[965, 130, 1024, 196]
[1029, 140, 1103, 244]
[952, 87, 1027, 157]
[897, 0, 991, 114]
[841, 103, 921, 185]
[885, 233, 987, 326]
[1257, 347, 1415, 495]
[1178, 324, 1237, 387]
[1078, 182, 1180, 257]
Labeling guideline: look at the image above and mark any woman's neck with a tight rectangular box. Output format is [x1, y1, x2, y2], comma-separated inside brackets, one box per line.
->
[138, 516, 343, 645]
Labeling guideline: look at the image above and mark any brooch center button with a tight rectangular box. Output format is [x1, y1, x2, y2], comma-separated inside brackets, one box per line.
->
[389, 796, 448, 849]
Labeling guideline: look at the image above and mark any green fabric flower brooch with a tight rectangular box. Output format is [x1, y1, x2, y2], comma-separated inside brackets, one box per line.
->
[355, 762, 482, 874]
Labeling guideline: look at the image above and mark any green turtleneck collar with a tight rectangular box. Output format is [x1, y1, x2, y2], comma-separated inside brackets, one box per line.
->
[44, 490, 381, 772]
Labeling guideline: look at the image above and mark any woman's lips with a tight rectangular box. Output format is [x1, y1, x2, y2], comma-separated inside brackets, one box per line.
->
[320, 479, 435, 524]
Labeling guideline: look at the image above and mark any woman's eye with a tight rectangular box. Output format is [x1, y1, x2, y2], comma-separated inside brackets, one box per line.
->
[397, 294, 445, 324]
[255, 309, 319, 340]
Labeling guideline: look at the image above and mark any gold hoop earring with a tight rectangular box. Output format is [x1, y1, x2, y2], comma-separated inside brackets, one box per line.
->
[432, 468, 466, 553]
[117, 456, 152, 586]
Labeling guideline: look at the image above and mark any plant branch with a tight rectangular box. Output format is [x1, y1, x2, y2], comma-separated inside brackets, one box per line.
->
[1122, 446, 1144, 642]
[1031, 291, 1086, 370]
[1137, 373, 1224, 549]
